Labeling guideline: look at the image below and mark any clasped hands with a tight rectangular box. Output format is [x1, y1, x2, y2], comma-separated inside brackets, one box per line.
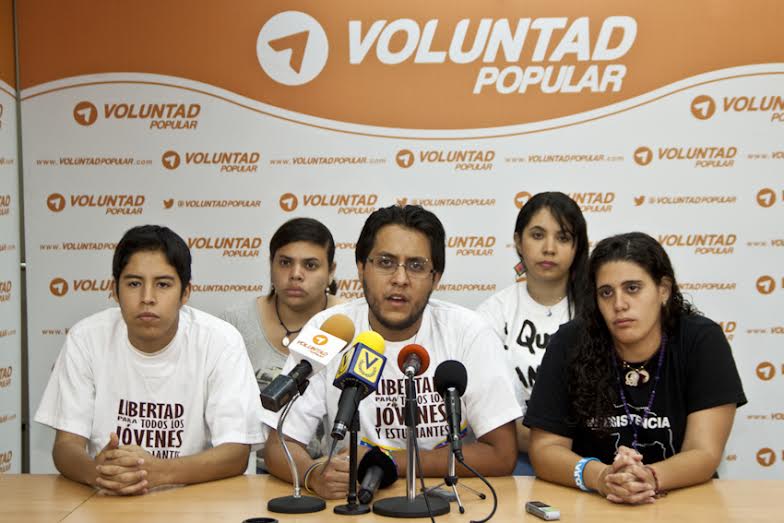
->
[308, 445, 371, 500]
[596, 445, 659, 505]
[93, 432, 163, 495]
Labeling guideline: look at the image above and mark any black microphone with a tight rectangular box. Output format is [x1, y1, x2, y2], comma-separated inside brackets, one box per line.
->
[434, 360, 468, 460]
[357, 447, 398, 505]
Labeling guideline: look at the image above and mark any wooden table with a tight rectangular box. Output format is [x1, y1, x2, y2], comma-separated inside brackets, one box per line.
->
[0, 475, 95, 522]
[1, 474, 782, 522]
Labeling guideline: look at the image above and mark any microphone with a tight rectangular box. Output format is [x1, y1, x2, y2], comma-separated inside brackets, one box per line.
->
[260, 314, 355, 412]
[357, 447, 398, 505]
[397, 344, 430, 377]
[330, 331, 387, 441]
[434, 360, 468, 459]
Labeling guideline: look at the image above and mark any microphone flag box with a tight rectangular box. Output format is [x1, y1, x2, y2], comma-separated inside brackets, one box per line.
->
[334, 343, 387, 390]
[289, 325, 350, 373]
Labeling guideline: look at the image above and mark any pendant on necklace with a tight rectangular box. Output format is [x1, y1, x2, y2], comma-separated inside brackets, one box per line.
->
[282, 335, 291, 347]
[546, 308, 553, 317]
[624, 369, 650, 387]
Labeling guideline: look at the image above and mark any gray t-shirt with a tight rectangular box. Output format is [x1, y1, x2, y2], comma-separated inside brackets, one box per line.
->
[221, 298, 328, 470]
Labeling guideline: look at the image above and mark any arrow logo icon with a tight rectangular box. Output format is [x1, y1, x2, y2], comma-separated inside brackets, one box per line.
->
[756, 275, 775, 295]
[756, 188, 776, 208]
[47, 193, 66, 212]
[691, 95, 716, 120]
[162, 151, 181, 170]
[73, 101, 98, 126]
[756, 362, 776, 381]
[279, 193, 299, 212]
[396, 150, 415, 169]
[268, 31, 310, 74]
[514, 191, 532, 209]
[633, 147, 653, 166]
[257, 11, 329, 86]
[757, 448, 776, 467]
[50, 278, 69, 297]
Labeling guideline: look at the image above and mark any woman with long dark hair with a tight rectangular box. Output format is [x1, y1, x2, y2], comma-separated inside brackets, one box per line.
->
[524, 232, 745, 503]
[477, 192, 589, 463]
[222, 217, 342, 471]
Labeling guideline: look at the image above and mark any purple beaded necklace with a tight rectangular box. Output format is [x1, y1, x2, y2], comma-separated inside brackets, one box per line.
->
[611, 334, 667, 451]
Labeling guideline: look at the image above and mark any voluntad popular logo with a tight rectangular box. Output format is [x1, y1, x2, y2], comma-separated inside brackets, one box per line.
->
[279, 193, 299, 212]
[73, 101, 98, 126]
[257, 11, 329, 86]
[691, 95, 716, 120]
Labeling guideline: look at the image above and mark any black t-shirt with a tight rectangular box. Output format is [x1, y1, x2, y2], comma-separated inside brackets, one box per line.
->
[523, 314, 747, 465]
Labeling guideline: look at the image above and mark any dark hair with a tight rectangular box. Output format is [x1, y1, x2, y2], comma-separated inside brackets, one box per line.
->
[568, 232, 698, 430]
[514, 191, 589, 318]
[355, 205, 446, 275]
[113, 225, 191, 297]
[269, 217, 338, 295]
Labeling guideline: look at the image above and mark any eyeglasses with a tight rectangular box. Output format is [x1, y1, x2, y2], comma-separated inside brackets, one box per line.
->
[367, 255, 434, 279]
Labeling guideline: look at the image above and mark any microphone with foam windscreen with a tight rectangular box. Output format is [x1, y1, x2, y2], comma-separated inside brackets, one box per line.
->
[260, 314, 355, 412]
[371, 347, 452, 518]
[432, 360, 498, 523]
[397, 343, 430, 377]
[330, 331, 387, 441]
[434, 360, 468, 460]
[357, 447, 398, 505]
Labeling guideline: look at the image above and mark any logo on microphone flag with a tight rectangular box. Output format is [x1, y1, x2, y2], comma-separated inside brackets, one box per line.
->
[289, 325, 347, 363]
[355, 347, 384, 382]
[335, 350, 352, 381]
[333, 343, 387, 390]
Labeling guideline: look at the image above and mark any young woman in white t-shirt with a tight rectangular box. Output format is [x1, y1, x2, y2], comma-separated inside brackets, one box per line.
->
[477, 192, 589, 464]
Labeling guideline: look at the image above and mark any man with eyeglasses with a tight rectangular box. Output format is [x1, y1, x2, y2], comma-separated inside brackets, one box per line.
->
[262, 205, 520, 499]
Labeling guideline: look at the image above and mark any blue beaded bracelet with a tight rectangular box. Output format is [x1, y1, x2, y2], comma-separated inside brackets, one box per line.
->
[573, 457, 600, 492]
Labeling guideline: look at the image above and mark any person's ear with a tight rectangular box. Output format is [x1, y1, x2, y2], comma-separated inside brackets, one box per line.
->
[513, 232, 523, 259]
[180, 283, 191, 305]
[658, 276, 672, 305]
[356, 260, 366, 283]
[328, 262, 337, 290]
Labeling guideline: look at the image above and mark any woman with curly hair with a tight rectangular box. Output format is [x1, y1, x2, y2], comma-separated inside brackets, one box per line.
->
[524, 232, 745, 504]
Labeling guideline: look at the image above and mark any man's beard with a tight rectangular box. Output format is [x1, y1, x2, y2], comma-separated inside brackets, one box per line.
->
[362, 277, 432, 333]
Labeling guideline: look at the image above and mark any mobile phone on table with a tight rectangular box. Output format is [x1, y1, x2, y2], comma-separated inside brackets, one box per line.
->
[525, 500, 560, 521]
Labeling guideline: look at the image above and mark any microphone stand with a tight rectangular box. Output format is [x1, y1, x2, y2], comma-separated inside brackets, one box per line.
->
[267, 391, 326, 514]
[334, 410, 370, 515]
[373, 374, 450, 518]
[425, 444, 486, 513]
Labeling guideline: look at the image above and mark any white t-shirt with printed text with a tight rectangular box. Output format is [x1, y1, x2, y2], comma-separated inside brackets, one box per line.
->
[476, 282, 572, 410]
[35, 306, 264, 459]
[261, 298, 522, 453]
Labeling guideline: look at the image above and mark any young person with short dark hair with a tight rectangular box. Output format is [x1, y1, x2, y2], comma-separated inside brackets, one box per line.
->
[525, 232, 745, 504]
[262, 205, 520, 499]
[36, 225, 263, 495]
[222, 217, 342, 471]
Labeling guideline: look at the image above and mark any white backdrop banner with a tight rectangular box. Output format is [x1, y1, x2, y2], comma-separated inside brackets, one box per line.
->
[17, 1, 784, 477]
[0, 0, 21, 475]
